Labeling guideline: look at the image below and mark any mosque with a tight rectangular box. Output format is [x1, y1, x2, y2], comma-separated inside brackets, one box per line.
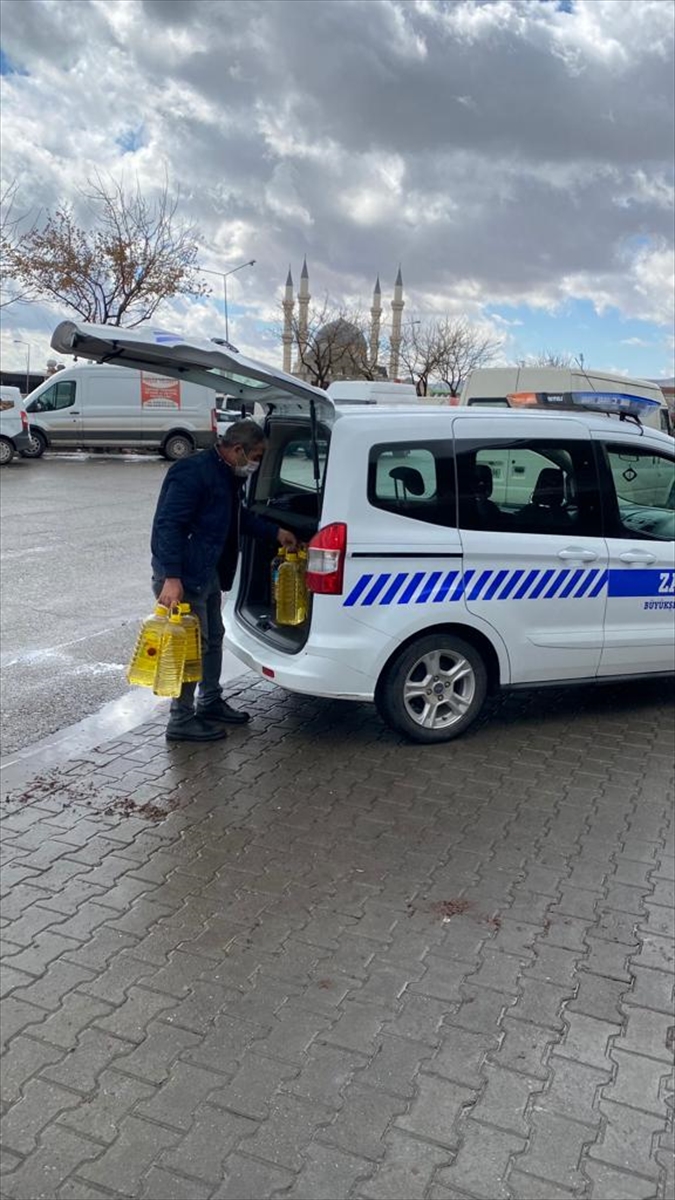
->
[281, 259, 405, 383]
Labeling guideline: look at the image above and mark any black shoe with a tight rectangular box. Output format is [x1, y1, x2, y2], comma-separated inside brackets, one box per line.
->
[166, 715, 229, 742]
[196, 699, 250, 725]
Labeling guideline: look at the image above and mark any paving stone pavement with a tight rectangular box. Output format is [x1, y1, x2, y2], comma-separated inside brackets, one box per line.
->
[1, 678, 673, 1200]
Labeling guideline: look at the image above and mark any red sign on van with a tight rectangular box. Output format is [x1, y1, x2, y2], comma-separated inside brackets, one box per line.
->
[140, 373, 181, 409]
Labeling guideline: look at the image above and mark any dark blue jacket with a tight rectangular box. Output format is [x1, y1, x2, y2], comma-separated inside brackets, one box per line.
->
[151, 447, 276, 593]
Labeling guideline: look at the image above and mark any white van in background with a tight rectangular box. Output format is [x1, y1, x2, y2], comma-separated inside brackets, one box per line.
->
[327, 381, 418, 404]
[459, 368, 672, 434]
[23, 365, 218, 459]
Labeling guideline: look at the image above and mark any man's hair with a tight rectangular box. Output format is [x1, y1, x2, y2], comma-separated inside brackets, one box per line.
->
[219, 419, 265, 452]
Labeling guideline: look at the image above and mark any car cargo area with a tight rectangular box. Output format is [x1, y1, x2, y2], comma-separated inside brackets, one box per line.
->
[236, 417, 329, 653]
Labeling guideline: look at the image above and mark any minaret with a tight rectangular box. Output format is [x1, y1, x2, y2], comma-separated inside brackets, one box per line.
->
[297, 256, 310, 377]
[369, 275, 382, 372]
[388, 266, 404, 380]
[282, 267, 294, 374]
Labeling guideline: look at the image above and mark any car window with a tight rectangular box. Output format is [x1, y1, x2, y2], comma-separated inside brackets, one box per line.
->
[27, 380, 76, 412]
[278, 436, 328, 491]
[456, 439, 601, 536]
[368, 442, 456, 527]
[602, 444, 675, 541]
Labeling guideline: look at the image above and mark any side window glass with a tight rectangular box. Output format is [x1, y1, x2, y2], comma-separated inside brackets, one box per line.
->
[604, 445, 675, 541]
[28, 384, 57, 412]
[54, 381, 76, 409]
[278, 437, 328, 491]
[368, 442, 456, 527]
[457, 440, 600, 536]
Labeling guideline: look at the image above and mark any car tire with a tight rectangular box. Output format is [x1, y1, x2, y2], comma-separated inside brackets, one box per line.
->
[20, 430, 47, 459]
[163, 433, 195, 461]
[0, 437, 16, 466]
[376, 633, 488, 743]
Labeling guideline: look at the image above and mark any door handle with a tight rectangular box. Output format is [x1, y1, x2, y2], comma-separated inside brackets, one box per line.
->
[619, 550, 656, 565]
[557, 547, 598, 562]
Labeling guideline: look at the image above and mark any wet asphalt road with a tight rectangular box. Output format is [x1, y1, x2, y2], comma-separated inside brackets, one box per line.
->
[0, 453, 172, 756]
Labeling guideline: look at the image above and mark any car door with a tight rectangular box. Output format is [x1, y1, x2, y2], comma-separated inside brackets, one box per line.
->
[454, 415, 607, 684]
[594, 436, 675, 676]
[26, 378, 81, 445]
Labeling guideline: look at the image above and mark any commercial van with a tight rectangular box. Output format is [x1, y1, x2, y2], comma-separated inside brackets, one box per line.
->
[23, 363, 218, 459]
[51, 320, 675, 743]
[460, 367, 671, 433]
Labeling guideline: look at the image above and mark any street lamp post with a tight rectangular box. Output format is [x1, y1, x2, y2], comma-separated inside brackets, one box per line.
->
[200, 260, 256, 343]
[13, 339, 31, 395]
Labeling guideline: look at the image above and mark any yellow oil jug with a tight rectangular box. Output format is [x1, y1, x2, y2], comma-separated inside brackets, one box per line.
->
[126, 605, 169, 689]
[276, 551, 306, 626]
[178, 603, 202, 683]
[153, 608, 188, 697]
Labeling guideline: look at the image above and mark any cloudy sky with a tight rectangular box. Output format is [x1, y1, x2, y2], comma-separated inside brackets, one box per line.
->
[1, 0, 673, 381]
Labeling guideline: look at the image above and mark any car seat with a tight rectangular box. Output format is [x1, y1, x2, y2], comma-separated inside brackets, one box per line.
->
[515, 467, 573, 531]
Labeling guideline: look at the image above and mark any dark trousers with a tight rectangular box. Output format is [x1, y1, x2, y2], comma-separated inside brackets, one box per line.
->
[152, 573, 224, 722]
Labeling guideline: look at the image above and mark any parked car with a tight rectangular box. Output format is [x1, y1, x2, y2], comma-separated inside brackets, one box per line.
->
[0, 390, 33, 464]
[50, 320, 675, 743]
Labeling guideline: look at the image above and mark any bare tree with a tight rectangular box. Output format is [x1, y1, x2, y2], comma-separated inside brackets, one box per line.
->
[0, 180, 37, 308]
[398, 322, 442, 396]
[7, 173, 207, 326]
[281, 298, 375, 389]
[516, 350, 575, 368]
[400, 317, 501, 396]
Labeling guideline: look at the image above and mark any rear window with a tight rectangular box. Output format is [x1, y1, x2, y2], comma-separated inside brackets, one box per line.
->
[368, 441, 456, 527]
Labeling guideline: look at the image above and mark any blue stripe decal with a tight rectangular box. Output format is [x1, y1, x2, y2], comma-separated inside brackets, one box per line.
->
[362, 574, 391, 606]
[433, 570, 459, 602]
[574, 568, 598, 598]
[344, 574, 373, 607]
[467, 570, 493, 601]
[341, 566, 670, 606]
[543, 569, 569, 598]
[497, 569, 524, 599]
[483, 569, 508, 600]
[416, 571, 443, 603]
[608, 568, 675, 598]
[589, 569, 609, 598]
[560, 569, 584, 598]
[398, 572, 426, 604]
[514, 570, 539, 599]
[380, 572, 408, 605]
[529, 569, 555, 599]
[450, 570, 474, 601]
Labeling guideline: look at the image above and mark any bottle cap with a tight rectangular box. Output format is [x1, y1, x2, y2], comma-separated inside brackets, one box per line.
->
[286, 551, 298, 561]
[178, 603, 192, 613]
[154, 604, 169, 616]
[169, 611, 183, 624]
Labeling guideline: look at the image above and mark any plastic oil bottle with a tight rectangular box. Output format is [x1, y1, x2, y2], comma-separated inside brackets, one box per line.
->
[297, 546, 309, 624]
[270, 547, 286, 608]
[276, 551, 305, 626]
[178, 603, 202, 683]
[153, 608, 188, 697]
[126, 605, 169, 689]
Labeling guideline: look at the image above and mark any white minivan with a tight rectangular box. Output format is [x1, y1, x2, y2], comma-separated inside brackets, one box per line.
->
[51, 321, 675, 743]
[23, 360, 218, 459]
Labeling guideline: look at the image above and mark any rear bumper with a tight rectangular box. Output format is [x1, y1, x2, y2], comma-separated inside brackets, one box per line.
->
[13, 429, 33, 453]
[224, 616, 379, 701]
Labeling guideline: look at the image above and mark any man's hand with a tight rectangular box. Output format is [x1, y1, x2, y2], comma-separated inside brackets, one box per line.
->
[277, 528, 298, 550]
[157, 577, 184, 608]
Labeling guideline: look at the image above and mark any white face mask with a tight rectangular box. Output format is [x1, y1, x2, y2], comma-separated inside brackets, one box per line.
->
[234, 451, 260, 478]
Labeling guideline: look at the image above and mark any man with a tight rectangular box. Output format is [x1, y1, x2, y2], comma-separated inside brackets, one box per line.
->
[151, 419, 296, 742]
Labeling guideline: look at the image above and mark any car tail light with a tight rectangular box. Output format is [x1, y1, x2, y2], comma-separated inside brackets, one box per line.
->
[305, 522, 347, 595]
[211, 408, 218, 433]
[20, 410, 29, 430]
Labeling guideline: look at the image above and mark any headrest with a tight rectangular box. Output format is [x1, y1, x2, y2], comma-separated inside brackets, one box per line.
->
[389, 466, 426, 496]
[533, 467, 565, 508]
[475, 464, 493, 497]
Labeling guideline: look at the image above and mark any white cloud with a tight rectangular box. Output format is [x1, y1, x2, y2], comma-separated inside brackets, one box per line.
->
[0, 0, 673, 373]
